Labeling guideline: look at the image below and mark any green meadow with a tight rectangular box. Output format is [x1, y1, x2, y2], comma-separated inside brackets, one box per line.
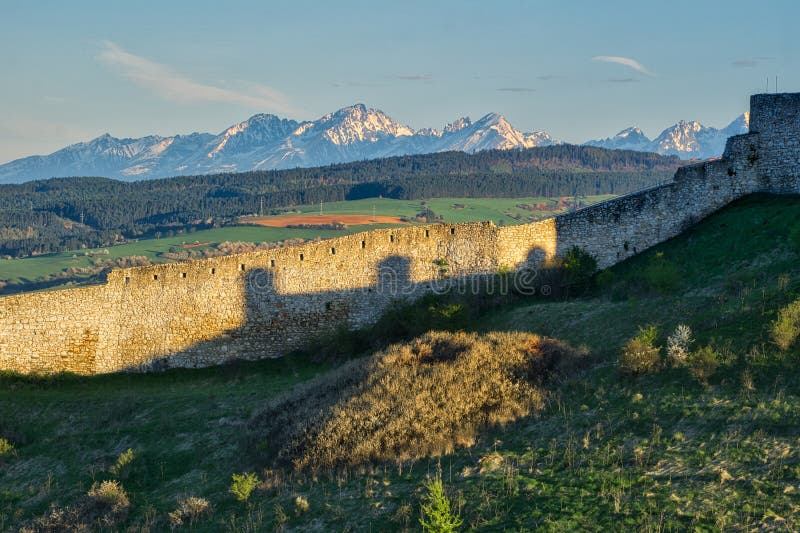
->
[286, 194, 614, 224]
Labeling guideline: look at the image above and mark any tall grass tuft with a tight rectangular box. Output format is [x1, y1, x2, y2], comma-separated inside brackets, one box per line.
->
[771, 299, 800, 350]
[686, 345, 721, 383]
[168, 496, 212, 527]
[0, 438, 15, 460]
[108, 448, 135, 478]
[87, 480, 129, 512]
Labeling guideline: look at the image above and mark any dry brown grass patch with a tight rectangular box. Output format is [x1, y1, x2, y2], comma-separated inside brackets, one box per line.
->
[250, 330, 585, 472]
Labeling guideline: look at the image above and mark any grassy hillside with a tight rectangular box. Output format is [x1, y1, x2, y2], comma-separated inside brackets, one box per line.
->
[259, 195, 614, 225]
[3, 194, 800, 531]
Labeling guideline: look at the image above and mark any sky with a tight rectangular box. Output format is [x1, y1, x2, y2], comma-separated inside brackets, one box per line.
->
[0, 0, 797, 163]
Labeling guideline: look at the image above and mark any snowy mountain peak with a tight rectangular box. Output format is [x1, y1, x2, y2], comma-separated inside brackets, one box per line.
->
[0, 105, 751, 183]
[618, 127, 646, 138]
[0, 104, 564, 182]
[524, 130, 559, 147]
[585, 113, 750, 159]
[438, 112, 556, 153]
[584, 126, 651, 152]
[416, 127, 442, 137]
[247, 113, 280, 122]
[333, 103, 368, 116]
[443, 117, 472, 133]
[475, 112, 503, 124]
[208, 114, 299, 159]
[311, 104, 415, 145]
[653, 120, 709, 156]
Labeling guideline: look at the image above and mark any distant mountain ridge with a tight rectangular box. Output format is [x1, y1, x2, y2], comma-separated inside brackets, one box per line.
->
[0, 105, 747, 183]
[585, 112, 750, 159]
[0, 105, 558, 183]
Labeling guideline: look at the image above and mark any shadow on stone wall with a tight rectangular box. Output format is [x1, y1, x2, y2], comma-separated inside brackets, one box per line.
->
[126, 256, 421, 371]
[119, 248, 559, 372]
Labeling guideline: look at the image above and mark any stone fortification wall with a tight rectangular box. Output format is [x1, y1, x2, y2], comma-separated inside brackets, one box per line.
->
[749, 93, 800, 193]
[552, 132, 759, 268]
[0, 93, 798, 374]
[0, 286, 112, 374]
[2, 222, 518, 373]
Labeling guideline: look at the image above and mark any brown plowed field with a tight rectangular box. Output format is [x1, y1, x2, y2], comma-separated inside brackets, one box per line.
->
[246, 214, 407, 227]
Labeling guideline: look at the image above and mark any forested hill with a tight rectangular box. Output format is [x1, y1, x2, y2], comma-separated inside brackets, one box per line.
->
[0, 145, 680, 257]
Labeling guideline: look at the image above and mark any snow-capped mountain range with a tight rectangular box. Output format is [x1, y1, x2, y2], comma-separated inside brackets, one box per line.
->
[585, 113, 750, 159]
[0, 105, 748, 183]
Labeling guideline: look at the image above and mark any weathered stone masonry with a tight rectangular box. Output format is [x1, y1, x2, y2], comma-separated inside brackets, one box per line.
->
[2, 93, 799, 374]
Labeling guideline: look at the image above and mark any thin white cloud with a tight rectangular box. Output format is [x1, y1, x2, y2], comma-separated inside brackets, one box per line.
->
[732, 56, 774, 68]
[592, 56, 654, 76]
[97, 41, 296, 113]
[393, 74, 432, 81]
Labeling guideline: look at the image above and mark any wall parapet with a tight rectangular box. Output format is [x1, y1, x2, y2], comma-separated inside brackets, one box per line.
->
[2, 92, 800, 374]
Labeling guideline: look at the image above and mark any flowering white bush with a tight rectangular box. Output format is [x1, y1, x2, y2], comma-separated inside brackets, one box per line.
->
[667, 324, 693, 365]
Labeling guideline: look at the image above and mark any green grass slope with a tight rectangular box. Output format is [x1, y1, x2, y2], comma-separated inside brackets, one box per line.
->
[3, 194, 800, 531]
[276, 195, 614, 225]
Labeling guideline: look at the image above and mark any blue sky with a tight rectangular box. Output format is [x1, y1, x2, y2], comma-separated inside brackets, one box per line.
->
[0, 0, 796, 163]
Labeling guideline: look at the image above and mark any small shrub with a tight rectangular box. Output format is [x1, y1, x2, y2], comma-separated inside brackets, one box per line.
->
[0, 438, 15, 459]
[109, 448, 135, 478]
[666, 324, 693, 366]
[595, 269, 614, 292]
[771, 299, 800, 350]
[168, 496, 211, 527]
[230, 472, 259, 502]
[88, 480, 130, 512]
[562, 246, 597, 294]
[642, 252, 680, 293]
[419, 474, 462, 533]
[687, 345, 721, 382]
[619, 325, 661, 376]
[294, 495, 309, 515]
